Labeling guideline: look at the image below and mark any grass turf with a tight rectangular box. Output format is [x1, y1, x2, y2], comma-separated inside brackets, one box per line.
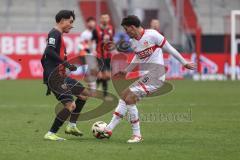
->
[0, 80, 239, 160]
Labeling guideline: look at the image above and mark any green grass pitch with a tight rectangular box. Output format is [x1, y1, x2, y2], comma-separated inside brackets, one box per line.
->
[0, 80, 239, 160]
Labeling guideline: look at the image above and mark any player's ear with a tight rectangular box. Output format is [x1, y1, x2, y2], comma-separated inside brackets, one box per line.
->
[59, 18, 65, 25]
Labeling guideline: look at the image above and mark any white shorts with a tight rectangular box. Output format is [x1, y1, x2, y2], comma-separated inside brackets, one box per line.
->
[129, 67, 165, 99]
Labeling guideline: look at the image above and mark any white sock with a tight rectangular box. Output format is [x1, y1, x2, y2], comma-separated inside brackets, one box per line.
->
[68, 122, 76, 127]
[47, 131, 54, 135]
[106, 99, 127, 131]
[88, 81, 96, 91]
[127, 104, 141, 137]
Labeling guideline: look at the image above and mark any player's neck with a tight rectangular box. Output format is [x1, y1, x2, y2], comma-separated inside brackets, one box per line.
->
[100, 24, 108, 29]
[54, 25, 63, 34]
[135, 27, 144, 40]
[87, 27, 94, 31]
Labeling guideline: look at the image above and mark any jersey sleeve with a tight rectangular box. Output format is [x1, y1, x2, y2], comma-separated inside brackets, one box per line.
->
[80, 31, 89, 43]
[151, 30, 166, 48]
[79, 32, 85, 43]
[45, 31, 63, 63]
[47, 31, 60, 48]
[162, 41, 187, 65]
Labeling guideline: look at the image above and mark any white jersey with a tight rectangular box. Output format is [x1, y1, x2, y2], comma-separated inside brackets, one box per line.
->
[79, 29, 97, 55]
[80, 29, 93, 42]
[127, 29, 187, 99]
[130, 29, 166, 65]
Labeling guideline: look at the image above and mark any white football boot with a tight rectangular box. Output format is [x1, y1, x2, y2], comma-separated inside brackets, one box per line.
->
[127, 135, 143, 143]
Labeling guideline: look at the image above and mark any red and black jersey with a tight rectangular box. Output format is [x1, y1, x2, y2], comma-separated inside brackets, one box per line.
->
[92, 24, 114, 59]
[41, 28, 67, 83]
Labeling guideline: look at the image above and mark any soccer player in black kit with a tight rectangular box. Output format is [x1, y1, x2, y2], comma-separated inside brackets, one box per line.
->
[41, 10, 89, 141]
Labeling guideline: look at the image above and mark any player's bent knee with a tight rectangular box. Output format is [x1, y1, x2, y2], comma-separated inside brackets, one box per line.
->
[125, 95, 137, 105]
[120, 88, 129, 100]
[81, 88, 91, 97]
[65, 102, 76, 111]
[77, 95, 88, 101]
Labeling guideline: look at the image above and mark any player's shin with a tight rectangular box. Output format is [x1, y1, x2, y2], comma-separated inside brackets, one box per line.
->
[88, 81, 97, 92]
[102, 79, 108, 97]
[69, 98, 86, 126]
[50, 107, 71, 133]
[105, 99, 127, 131]
[127, 104, 141, 137]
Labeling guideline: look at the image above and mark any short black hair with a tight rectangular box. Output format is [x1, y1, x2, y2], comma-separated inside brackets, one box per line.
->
[101, 13, 109, 16]
[121, 15, 141, 27]
[86, 17, 95, 22]
[55, 10, 75, 23]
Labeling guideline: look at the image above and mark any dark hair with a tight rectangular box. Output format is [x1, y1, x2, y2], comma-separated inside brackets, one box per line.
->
[55, 10, 75, 23]
[121, 15, 141, 27]
[86, 17, 95, 22]
[101, 13, 109, 16]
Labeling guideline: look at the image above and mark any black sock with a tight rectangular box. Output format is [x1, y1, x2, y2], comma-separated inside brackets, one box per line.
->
[50, 108, 71, 133]
[70, 98, 86, 123]
[102, 79, 108, 97]
[96, 78, 102, 87]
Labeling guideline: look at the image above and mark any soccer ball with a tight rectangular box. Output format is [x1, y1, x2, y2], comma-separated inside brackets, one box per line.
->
[91, 121, 107, 139]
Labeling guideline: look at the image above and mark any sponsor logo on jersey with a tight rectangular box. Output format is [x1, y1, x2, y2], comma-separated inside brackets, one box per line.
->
[136, 46, 157, 59]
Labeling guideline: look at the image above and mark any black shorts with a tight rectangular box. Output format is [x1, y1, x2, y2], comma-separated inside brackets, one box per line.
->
[47, 73, 85, 104]
[98, 58, 111, 72]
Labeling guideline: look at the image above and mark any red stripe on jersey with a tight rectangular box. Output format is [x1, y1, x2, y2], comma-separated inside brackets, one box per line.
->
[159, 38, 166, 48]
[60, 36, 66, 60]
[59, 36, 66, 76]
[138, 81, 150, 95]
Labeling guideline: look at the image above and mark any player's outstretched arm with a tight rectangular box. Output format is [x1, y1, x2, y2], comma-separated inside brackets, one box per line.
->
[162, 41, 196, 70]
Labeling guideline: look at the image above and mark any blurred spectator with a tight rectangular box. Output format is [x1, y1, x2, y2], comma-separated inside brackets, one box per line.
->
[79, 17, 96, 56]
[92, 14, 115, 100]
[150, 19, 161, 33]
[79, 17, 98, 94]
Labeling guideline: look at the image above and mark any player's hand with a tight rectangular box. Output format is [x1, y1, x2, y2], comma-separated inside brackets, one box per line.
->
[184, 62, 196, 70]
[64, 62, 77, 71]
[68, 64, 77, 71]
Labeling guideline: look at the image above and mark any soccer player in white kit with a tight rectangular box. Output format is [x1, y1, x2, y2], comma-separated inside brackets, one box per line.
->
[78, 17, 98, 94]
[101, 15, 196, 143]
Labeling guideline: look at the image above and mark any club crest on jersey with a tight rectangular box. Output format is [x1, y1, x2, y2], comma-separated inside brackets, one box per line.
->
[49, 37, 55, 45]
[143, 41, 149, 47]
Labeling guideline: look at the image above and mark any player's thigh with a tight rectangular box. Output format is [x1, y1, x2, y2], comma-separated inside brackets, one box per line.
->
[51, 90, 76, 111]
[102, 58, 111, 79]
[129, 74, 164, 100]
[65, 77, 85, 96]
[120, 88, 139, 105]
[102, 70, 111, 80]
[76, 88, 90, 101]
[97, 58, 104, 72]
